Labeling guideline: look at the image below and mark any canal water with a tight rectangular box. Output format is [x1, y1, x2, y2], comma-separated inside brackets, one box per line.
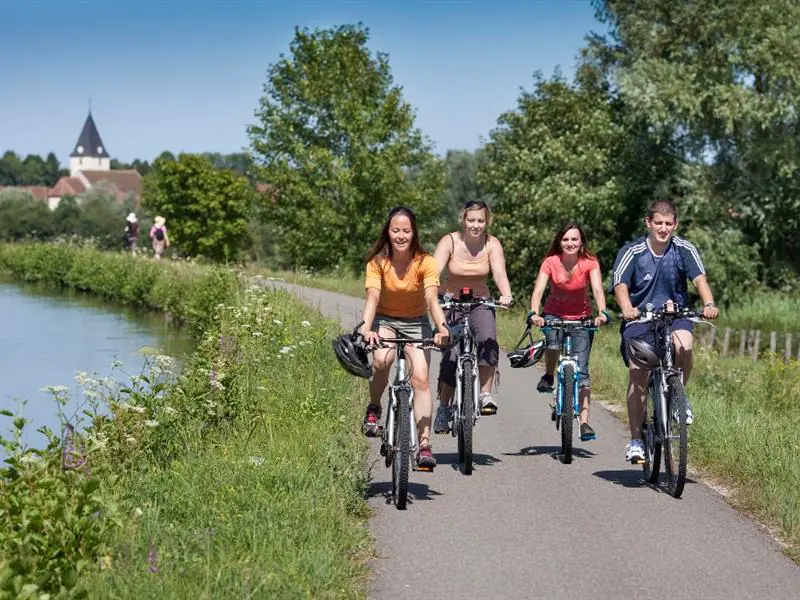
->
[0, 278, 193, 450]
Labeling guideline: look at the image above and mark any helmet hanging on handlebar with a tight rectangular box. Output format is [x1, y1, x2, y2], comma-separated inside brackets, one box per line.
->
[506, 326, 546, 368]
[332, 333, 373, 379]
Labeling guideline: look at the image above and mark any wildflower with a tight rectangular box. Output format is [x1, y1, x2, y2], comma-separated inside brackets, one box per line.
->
[210, 380, 225, 391]
[144, 420, 160, 428]
[147, 539, 159, 573]
[279, 346, 294, 354]
[248, 456, 265, 466]
[111, 359, 123, 369]
[41, 384, 68, 394]
[299, 340, 312, 346]
[163, 406, 177, 415]
[273, 319, 283, 326]
[252, 331, 263, 337]
[301, 320, 311, 327]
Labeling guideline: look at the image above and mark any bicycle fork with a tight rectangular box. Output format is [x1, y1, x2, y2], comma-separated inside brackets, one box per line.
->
[554, 357, 580, 420]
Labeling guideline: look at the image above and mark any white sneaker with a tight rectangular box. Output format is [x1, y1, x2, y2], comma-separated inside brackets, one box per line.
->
[625, 439, 645, 464]
[479, 392, 497, 414]
[434, 405, 451, 434]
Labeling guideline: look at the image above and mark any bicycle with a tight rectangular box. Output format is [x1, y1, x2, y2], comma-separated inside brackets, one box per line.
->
[539, 317, 606, 464]
[353, 322, 441, 510]
[438, 288, 508, 475]
[623, 303, 712, 498]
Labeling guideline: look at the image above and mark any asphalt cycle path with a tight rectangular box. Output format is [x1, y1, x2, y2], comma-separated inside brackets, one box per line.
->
[263, 279, 800, 600]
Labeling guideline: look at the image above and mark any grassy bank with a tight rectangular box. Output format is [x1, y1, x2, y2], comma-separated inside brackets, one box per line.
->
[0, 243, 371, 598]
[266, 267, 800, 561]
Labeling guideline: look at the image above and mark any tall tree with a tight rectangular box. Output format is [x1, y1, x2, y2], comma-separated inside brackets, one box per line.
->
[590, 0, 800, 283]
[479, 71, 628, 299]
[247, 23, 444, 272]
[142, 153, 255, 262]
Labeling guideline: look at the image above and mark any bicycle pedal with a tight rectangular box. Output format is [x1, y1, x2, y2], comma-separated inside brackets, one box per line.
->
[480, 407, 497, 416]
[416, 464, 434, 472]
[629, 457, 645, 465]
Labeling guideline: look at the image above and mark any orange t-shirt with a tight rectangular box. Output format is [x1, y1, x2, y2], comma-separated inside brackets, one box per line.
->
[365, 254, 440, 318]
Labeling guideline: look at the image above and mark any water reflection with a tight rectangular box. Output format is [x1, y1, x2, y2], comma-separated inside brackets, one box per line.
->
[0, 278, 193, 449]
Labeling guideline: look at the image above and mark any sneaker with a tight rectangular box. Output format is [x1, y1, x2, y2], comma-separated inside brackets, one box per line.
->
[417, 444, 436, 470]
[580, 422, 596, 441]
[434, 405, 452, 434]
[362, 404, 381, 437]
[537, 373, 554, 393]
[625, 439, 645, 464]
[480, 392, 497, 415]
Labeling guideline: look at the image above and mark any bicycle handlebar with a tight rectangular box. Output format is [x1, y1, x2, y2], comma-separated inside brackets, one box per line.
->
[439, 295, 511, 311]
[540, 317, 603, 332]
[620, 305, 714, 327]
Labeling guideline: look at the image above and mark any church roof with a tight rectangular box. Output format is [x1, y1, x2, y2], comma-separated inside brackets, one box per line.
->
[70, 113, 110, 159]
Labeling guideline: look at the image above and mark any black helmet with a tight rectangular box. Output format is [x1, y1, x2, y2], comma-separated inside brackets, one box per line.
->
[625, 339, 660, 369]
[332, 333, 372, 379]
[507, 338, 546, 368]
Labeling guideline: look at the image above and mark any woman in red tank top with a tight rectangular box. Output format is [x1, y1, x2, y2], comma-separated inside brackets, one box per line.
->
[527, 222, 609, 441]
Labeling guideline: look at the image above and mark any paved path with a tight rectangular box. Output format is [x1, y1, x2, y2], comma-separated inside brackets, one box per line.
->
[265, 280, 800, 600]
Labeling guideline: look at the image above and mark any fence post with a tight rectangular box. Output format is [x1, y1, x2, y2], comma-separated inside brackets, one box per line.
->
[722, 327, 731, 357]
[751, 330, 761, 360]
[770, 331, 777, 355]
[739, 329, 747, 357]
[785, 333, 792, 363]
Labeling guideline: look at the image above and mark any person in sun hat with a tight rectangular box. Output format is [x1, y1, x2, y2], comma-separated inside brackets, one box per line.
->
[149, 215, 170, 260]
[124, 212, 139, 255]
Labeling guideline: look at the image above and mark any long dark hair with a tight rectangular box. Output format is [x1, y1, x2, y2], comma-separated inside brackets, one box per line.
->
[545, 221, 595, 259]
[365, 205, 427, 266]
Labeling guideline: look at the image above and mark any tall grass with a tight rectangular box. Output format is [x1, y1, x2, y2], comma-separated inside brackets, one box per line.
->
[717, 291, 800, 333]
[0, 243, 372, 598]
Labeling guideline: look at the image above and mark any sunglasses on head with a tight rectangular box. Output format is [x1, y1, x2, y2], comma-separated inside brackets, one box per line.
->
[464, 200, 488, 210]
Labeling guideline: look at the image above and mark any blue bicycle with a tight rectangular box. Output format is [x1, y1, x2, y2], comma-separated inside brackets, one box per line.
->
[540, 318, 602, 464]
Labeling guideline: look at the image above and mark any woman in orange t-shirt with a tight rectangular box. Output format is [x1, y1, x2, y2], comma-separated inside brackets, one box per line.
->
[527, 222, 609, 441]
[359, 206, 450, 470]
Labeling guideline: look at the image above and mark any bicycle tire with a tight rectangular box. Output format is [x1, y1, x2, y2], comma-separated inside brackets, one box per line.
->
[664, 374, 688, 498]
[642, 378, 662, 483]
[392, 388, 411, 510]
[561, 364, 574, 464]
[459, 359, 475, 475]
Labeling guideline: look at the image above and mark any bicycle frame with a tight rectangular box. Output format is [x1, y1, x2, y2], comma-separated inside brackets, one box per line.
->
[382, 340, 420, 463]
[542, 319, 595, 420]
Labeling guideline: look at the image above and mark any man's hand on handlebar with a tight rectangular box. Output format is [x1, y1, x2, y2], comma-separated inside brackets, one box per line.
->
[703, 304, 720, 320]
[620, 306, 640, 321]
[498, 295, 513, 307]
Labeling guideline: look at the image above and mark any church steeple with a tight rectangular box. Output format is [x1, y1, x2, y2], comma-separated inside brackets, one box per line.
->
[69, 111, 111, 176]
[70, 112, 109, 159]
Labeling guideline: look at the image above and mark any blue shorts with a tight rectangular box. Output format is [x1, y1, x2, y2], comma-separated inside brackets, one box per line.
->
[620, 319, 693, 367]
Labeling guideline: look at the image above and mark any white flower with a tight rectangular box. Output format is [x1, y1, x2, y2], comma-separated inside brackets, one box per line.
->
[273, 319, 283, 326]
[301, 320, 311, 327]
[248, 456, 265, 466]
[210, 380, 225, 391]
[163, 406, 177, 415]
[41, 384, 69, 394]
[279, 346, 294, 354]
[252, 332, 263, 337]
[144, 420, 160, 428]
[299, 340, 312, 346]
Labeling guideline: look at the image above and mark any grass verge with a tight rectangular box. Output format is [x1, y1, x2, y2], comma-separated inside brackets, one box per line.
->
[0, 243, 372, 598]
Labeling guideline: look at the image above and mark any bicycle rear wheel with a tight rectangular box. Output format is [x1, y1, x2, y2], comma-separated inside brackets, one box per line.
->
[458, 359, 475, 475]
[392, 388, 411, 510]
[642, 377, 662, 483]
[560, 365, 574, 464]
[664, 375, 688, 498]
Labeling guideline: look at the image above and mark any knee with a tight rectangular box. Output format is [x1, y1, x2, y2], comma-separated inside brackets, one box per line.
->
[411, 370, 430, 390]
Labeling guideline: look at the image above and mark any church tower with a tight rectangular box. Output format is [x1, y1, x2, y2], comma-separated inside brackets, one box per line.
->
[69, 112, 110, 176]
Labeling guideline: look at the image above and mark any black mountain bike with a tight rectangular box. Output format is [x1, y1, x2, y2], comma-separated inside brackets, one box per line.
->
[365, 329, 440, 510]
[439, 288, 508, 475]
[624, 303, 711, 498]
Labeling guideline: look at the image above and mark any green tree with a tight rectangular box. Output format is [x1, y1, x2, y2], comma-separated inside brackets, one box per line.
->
[0, 191, 56, 240]
[479, 71, 627, 299]
[590, 0, 800, 282]
[0, 151, 23, 186]
[247, 23, 444, 272]
[52, 196, 83, 236]
[142, 153, 255, 262]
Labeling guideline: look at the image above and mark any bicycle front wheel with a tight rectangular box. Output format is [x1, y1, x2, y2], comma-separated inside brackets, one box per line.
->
[560, 365, 574, 464]
[392, 389, 411, 510]
[642, 377, 662, 483]
[458, 359, 475, 475]
[664, 374, 688, 498]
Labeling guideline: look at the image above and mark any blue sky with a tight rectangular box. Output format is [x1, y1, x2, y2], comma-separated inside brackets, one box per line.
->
[1, 0, 605, 166]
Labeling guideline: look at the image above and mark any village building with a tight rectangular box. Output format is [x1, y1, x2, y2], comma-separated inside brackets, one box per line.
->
[0, 112, 142, 209]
